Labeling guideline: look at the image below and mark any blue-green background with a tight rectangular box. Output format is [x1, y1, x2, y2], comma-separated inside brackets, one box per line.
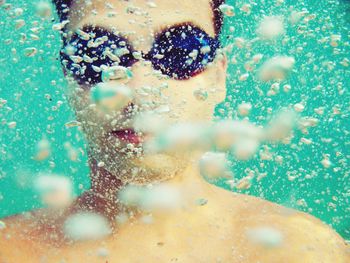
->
[0, 0, 349, 239]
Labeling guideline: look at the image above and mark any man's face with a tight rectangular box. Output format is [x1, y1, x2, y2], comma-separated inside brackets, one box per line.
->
[64, 0, 227, 184]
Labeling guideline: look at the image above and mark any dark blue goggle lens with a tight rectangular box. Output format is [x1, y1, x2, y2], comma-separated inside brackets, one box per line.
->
[60, 25, 220, 85]
[60, 26, 136, 85]
[146, 25, 220, 80]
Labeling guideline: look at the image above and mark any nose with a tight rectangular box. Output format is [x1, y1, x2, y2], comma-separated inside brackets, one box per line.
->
[126, 60, 168, 110]
[98, 60, 167, 115]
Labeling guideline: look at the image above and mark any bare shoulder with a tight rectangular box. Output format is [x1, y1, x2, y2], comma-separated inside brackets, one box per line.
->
[211, 186, 350, 262]
[0, 213, 34, 261]
[0, 209, 57, 262]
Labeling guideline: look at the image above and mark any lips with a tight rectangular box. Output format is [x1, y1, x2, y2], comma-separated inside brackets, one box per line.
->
[110, 129, 143, 144]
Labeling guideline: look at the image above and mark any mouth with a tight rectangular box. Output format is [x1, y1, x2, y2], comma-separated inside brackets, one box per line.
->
[110, 129, 144, 144]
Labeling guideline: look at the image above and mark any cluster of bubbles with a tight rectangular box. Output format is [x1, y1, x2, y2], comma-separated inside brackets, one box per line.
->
[0, 0, 349, 246]
[139, 109, 298, 158]
[216, 0, 349, 240]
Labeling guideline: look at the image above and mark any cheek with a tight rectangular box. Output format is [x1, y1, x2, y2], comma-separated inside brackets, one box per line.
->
[162, 70, 220, 122]
[66, 84, 116, 138]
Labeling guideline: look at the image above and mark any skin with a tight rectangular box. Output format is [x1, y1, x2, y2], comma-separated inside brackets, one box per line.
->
[0, 0, 349, 262]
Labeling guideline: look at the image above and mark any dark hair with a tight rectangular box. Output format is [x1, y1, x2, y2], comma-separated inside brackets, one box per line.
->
[52, 0, 225, 36]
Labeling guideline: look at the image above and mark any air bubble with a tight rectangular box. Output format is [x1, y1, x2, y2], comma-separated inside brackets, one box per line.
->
[246, 226, 284, 247]
[146, 1, 157, 8]
[35, 1, 52, 19]
[33, 138, 51, 161]
[239, 73, 249, 81]
[13, 7, 24, 16]
[7, 121, 16, 129]
[133, 112, 167, 135]
[232, 139, 260, 160]
[240, 4, 252, 14]
[90, 83, 133, 112]
[219, 4, 235, 17]
[33, 174, 73, 209]
[259, 56, 295, 82]
[63, 212, 112, 241]
[96, 247, 110, 258]
[199, 152, 230, 180]
[102, 66, 133, 83]
[24, 47, 37, 57]
[14, 19, 25, 29]
[193, 89, 208, 101]
[293, 103, 305, 112]
[118, 184, 182, 211]
[321, 157, 332, 168]
[256, 16, 285, 40]
[237, 102, 252, 116]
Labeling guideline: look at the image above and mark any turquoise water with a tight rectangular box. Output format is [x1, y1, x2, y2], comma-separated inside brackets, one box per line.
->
[0, 0, 349, 240]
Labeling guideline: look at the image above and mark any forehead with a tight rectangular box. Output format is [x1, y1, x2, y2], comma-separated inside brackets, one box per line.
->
[67, 0, 215, 50]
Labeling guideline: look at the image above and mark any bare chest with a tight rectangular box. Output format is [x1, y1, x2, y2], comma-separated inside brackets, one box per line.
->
[44, 215, 237, 263]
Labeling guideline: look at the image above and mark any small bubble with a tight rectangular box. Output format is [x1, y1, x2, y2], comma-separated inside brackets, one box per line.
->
[293, 103, 305, 112]
[219, 4, 235, 17]
[102, 66, 133, 82]
[14, 19, 25, 29]
[0, 221, 6, 230]
[237, 102, 252, 116]
[115, 213, 129, 225]
[33, 138, 51, 161]
[7, 121, 16, 129]
[246, 226, 283, 247]
[35, 1, 52, 19]
[146, 1, 157, 8]
[23, 47, 37, 57]
[240, 4, 252, 14]
[321, 157, 332, 168]
[13, 7, 24, 16]
[141, 214, 154, 224]
[252, 54, 263, 63]
[330, 34, 341, 47]
[300, 137, 312, 145]
[239, 73, 249, 81]
[193, 89, 208, 101]
[97, 161, 105, 167]
[96, 247, 109, 258]
[64, 120, 81, 128]
[196, 198, 208, 206]
[235, 177, 252, 190]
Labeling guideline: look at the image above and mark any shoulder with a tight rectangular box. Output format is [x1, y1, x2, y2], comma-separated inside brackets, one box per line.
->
[0, 209, 61, 261]
[0, 213, 35, 261]
[212, 186, 350, 262]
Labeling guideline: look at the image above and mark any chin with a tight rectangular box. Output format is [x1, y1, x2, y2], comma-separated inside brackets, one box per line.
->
[132, 153, 188, 181]
[123, 152, 190, 185]
[91, 145, 189, 185]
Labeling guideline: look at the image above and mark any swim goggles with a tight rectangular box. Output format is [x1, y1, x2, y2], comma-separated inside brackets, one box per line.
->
[60, 23, 221, 85]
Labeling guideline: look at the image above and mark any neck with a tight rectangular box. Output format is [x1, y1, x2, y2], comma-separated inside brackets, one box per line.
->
[71, 152, 213, 222]
[161, 159, 214, 198]
[89, 157, 124, 197]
